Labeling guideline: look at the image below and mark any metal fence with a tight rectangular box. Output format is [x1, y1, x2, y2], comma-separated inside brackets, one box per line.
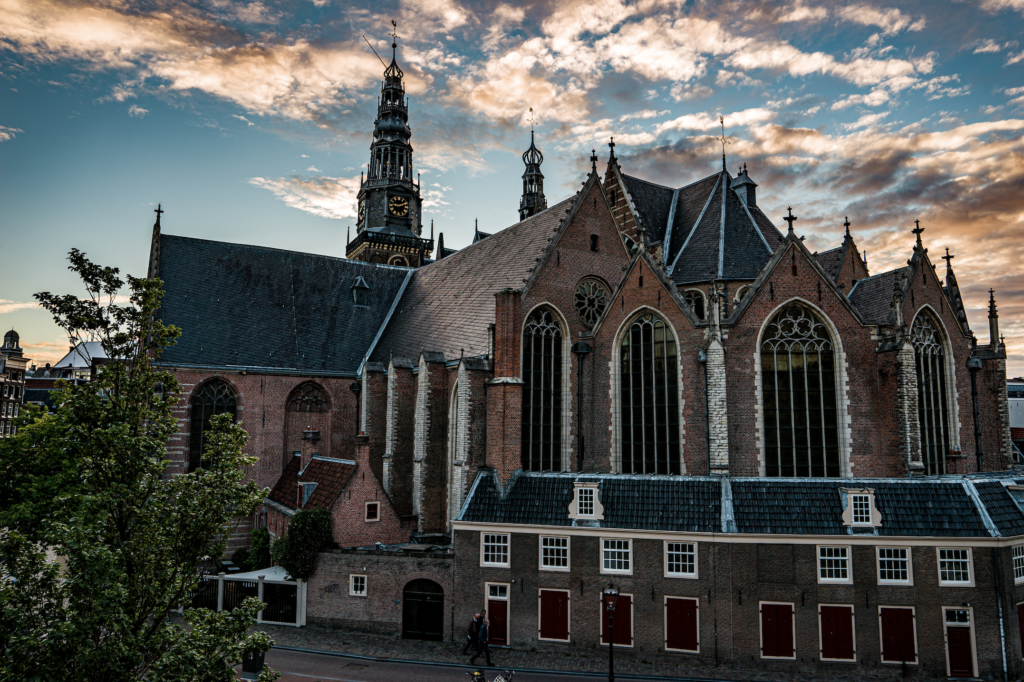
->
[187, 572, 305, 627]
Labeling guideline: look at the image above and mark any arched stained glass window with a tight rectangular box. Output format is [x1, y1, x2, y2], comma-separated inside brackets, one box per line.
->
[620, 313, 680, 474]
[189, 379, 237, 472]
[684, 290, 706, 320]
[761, 304, 841, 477]
[522, 308, 563, 471]
[911, 313, 950, 475]
[287, 382, 330, 413]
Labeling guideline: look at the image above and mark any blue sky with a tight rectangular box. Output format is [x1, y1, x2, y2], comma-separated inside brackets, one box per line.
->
[1, 0, 1023, 375]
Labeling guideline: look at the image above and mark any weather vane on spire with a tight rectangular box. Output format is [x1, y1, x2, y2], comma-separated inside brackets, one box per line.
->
[716, 115, 731, 171]
[528, 107, 536, 132]
[390, 19, 399, 48]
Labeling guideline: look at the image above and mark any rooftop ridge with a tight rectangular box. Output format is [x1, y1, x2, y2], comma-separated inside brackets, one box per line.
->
[161, 233, 412, 271]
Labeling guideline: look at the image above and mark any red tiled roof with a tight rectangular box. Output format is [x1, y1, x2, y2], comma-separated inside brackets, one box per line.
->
[371, 197, 575, 361]
[266, 455, 355, 511]
[1012, 427, 1024, 441]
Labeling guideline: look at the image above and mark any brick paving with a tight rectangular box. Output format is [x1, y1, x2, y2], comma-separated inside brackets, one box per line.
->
[259, 624, 901, 681]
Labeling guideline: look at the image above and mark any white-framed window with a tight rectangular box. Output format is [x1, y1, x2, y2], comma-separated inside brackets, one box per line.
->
[349, 574, 366, 596]
[578, 488, 595, 516]
[540, 536, 570, 571]
[1013, 545, 1024, 583]
[602, 538, 631, 574]
[877, 547, 913, 585]
[481, 533, 510, 567]
[818, 546, 851, 584]
[937, 548, 973, 586]
[665, 541, 697, 578]
[365, 501, 379, 522]
[851, 494, 872, 525]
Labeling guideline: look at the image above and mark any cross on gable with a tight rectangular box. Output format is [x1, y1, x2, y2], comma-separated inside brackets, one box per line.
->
[942, 247, 955, 268]
[912, 219, 924, 247]
[783, 207, 798, 234]
[716, 115, 731, 165]
[609, 135, 615, 153]
[154, 203, 164, 217]
[843, 216, 851, 235]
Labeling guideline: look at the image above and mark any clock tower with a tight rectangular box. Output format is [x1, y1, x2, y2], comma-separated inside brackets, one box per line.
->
[347, 30, 432, 267]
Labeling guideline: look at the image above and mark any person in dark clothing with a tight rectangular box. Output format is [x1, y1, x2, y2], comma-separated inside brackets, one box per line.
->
[462, 612, 481, 655]
[470, 615, 493, 666]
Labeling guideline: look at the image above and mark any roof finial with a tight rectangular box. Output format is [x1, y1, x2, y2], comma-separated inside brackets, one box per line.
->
[783, 207, 798, 235]
[843, 216, 851, 237]
[346, 224, 350, 245]
[154, 203, 164, 227]
[942, 247, 955, 270]
[912, 219, 924, 249]
[716, 115, 730, 172]
[590, 148, 598, 173]
[608, 135, 616, 161]
[430, 219, 434, 241]
[528, 107, 536, 134]
[389, 19, 399, 56]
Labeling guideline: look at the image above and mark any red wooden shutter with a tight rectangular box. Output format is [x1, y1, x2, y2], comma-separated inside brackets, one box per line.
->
[666, 598, 698, 651]
[1017, 604, 1024, 659]
[488, 599, 507, 645]
[880, 607, 916, 663]
[762, 603, 793, 658]
[820, 606, 854, 660]
[539, 590, 569, 640]
[601, 594, 632, 646]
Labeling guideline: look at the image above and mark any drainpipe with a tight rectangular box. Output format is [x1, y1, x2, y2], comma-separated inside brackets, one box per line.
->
[571, 341, 592, 472]
[698, 348, 710, 475]
[993, 547, 1008, 682]
[967, 356, 984, 471]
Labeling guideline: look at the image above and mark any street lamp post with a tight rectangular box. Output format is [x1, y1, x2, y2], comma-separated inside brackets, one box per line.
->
[603, 582, 620, 682]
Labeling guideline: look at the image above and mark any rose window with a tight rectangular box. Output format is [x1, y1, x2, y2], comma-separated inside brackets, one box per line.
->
[574, 279, 610, 328]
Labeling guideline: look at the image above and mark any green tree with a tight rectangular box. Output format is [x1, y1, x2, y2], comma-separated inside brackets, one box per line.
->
[246, 527, 273, 572]
[0, 250, 278, 682]
[270, 508, 332, 580]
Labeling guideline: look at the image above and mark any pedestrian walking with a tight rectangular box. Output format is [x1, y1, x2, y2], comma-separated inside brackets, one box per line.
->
[462, 611, 481, 655]
[470, 614, 493, 667]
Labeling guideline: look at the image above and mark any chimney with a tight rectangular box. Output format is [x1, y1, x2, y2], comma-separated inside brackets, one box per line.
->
[300, 426, 321, 471]
[732, 162, 757, 208]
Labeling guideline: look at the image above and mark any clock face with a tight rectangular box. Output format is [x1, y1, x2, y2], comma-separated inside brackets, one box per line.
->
[388, 195, 410, 217]
[358, 202, 365, 223]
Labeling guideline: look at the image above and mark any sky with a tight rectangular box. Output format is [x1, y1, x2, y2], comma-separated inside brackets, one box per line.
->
[1, 0, 1023, 377]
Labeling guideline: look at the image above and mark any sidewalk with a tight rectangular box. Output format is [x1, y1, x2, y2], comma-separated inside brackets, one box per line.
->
[259, 624, 895, 681]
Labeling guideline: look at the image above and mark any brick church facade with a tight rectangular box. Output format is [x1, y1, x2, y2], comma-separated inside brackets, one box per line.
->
[149, 46, 1024, 679]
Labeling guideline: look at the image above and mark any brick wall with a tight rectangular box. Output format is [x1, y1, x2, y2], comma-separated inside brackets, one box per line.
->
[385, 357, 417, 515]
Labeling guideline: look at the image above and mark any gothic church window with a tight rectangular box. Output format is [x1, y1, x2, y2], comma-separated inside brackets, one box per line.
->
[684, 290, 706, 320]
[287, 382, 329, 413]
[522, 307, 563, 471]
[911, 312, 951, 475]
[620, 312, 680, 475]
[574, 278, 610, 328]
[189, 379, 237, 472]
[761, 304, 841, 477]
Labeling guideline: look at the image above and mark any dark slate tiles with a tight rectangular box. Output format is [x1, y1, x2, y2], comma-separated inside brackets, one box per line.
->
[848, 267, 909, 325]
[731, 480, 846, 535]
[621, 176, 674, 244]
[872, 481, 987, 537]
[157, 236, 410, 375]
[975, 481, 1024, 536]
[720, 188, 773, 280]
[672, 177, 724, 285]
[814, 248, 843, 279]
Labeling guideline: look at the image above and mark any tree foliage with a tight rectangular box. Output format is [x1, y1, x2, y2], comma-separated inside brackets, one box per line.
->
[0, 250, 277, 682]
[270, 508, 332, 580]
[246, 528, 273, 572]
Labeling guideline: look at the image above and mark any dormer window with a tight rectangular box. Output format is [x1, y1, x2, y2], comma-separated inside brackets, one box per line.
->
[841, 488, 881, 528]
[569, 482, 604, 520]
[351, 275, 370, 307]
[300, 482, 317, 508]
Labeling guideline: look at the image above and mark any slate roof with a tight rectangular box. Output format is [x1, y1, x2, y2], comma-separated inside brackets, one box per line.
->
[848, 267, 908, 325]
[814, 248, 844, 280]
[460, 472, 1022, 538]
[267, 454, 356, 511]
[155, 235, 410, 375]
[370, 197, 574, 362]
[621, 170, 783, 285]
[459, 472, 721, 532]
[52, 341, 107, 369]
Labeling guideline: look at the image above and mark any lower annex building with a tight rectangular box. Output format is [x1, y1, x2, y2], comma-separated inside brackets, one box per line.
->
[148, 46, 1020, 681]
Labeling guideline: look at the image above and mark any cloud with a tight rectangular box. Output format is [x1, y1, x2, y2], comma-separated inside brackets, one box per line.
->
[0, 299, 38, 314]
[842, 111, 891, 130]
[19, 339, 71, 366]
[306, 165, 321, 172]
[837, 5, 926, 34]
[973, 39, 1003, 53]
[233, 114, 254, 126]
[778, 4, 829, 23]
[128, 104, 148, 117]
[0, 126, 23, 142]
[248, 173, 361, 219]
[1006, 51, 1024, 66]
[978, 0, 1024, 12]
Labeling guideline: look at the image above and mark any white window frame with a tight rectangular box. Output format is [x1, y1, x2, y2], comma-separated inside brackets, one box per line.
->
[817, 545, 852, 584]
[601, 538, 632, 575]
[759, 601, 797, 660]
[539, 535, 570, 572]
[537, 588, 571, 643]
[941, 605, 978, 678]
[664, 541, 698, 579]
[578, 487, 595, 516]
[851, 494, 872, 525]
[364, 501, 380, 522]
[817, 603, 857, 662]
[663, 595, 700, 653]
[937, 547, 974, 586]
[599, 591, 635, 648]
[349, 574, 366, 597]
[1013, 545, 1024, 584]
[876, 546, 913, 586]
[480, 532, 510, 568]
[877, 605, 919, 665]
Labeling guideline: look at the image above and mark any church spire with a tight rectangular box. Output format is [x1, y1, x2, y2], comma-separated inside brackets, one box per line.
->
[519, 109, 547, 221]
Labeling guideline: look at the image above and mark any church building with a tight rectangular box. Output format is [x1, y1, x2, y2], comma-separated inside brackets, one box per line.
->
[150, 42, 1023, 680]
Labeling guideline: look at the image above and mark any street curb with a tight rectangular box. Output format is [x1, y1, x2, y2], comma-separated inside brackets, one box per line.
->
[271, 644, 731, 681]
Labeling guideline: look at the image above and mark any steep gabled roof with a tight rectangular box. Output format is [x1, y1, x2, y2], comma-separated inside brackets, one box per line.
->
[620, 175, 675, 245]
[848, 267, 908, 325]
[156, 235, 411, 375]
[267, 454, 356, 511]
[370, 197, 574, 361]
[814, 247, 844, 280]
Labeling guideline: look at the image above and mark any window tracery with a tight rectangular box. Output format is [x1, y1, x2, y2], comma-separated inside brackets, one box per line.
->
[189, 379, 237, 472]
[574, 279, 610, 328]
[287, 383, 330, 413]
[522, 308, 564, 471]
[911, 313, 950, 475]
[761, 304, 841, 477]
[684, 290, 706, 320]
[620, 313, 680, 474]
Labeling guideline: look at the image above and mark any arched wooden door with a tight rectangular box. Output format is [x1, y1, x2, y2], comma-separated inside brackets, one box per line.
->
[402, 579, 444, 641]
